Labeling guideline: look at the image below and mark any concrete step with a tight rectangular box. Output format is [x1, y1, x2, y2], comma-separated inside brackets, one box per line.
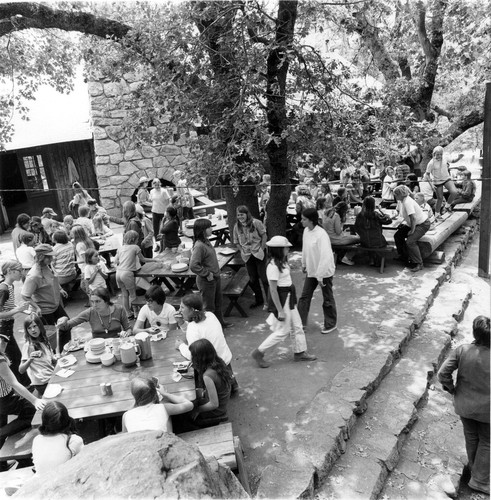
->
[380, 239, 490, 500]
[256, 224, 478, 499]
[314, 281, 472, 499]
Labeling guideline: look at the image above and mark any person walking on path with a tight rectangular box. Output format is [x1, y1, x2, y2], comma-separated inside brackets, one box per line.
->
[297, 208, 337, 334]
[233, 205, 269, 309]
[251, 236, 316, 368]
[393, 185, 430, 273]
[437, 316, 490, 495]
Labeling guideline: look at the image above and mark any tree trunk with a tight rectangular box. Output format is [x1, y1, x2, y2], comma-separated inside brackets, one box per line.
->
[265, 0, 298, 238]
[222, 181, 259, 243]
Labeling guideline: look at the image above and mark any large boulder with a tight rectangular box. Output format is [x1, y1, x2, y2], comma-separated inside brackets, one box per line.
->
[15, 431, 248, 499]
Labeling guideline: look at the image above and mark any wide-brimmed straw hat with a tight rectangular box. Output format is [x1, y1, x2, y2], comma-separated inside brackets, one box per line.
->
[266, 236, 292, 247]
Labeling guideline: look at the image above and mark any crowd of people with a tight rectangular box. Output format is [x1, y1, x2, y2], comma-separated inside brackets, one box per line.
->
[0, 156, 487, 495]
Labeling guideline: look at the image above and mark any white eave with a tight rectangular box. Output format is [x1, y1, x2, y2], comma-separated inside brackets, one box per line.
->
[3, 69, 92, 151]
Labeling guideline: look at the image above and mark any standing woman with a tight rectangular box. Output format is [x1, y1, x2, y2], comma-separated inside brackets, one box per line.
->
[158, 206, 181, 252]
[438, 316, 490, 495]
[251, 236, 316, 368]
[109, 201, 144, 247]
[150, 178, 171, 245]
[423, 146, 458, 216]
[233, 205, 268, 308]
[190, 218, 228, 328]
[380, 166, 397, 208]
[0, 261, 30, 386]
[69, 182, 93, 219]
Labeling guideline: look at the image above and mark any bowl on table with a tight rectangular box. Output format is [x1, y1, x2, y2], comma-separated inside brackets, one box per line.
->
[100, 352, 115, 366]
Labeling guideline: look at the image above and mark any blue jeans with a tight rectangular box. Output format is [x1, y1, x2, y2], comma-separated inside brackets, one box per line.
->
[394, 220, 430, 265]
[196, 275, 224, 326]
[297, 276, 337, 330]
[245, 255, 269, 304]
[461, 416, 490, 493]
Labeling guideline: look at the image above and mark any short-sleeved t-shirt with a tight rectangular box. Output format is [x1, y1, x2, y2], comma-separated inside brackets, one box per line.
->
[116, 245, 141, 272]
[398, 196, 428, 226]
[32, 433, 84, 475]
[136, 303, 177, 328]
[84, 262, 109, 291]
[266, 261, 292, 287]
[123, 404, 171, 433]
[21, 342, 54, 385]
[22, 266, 61, 315]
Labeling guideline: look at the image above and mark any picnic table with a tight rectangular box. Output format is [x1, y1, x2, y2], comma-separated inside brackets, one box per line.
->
[32, 328, 195, 426]
[343, 209, 402, 231]
[182, 216, 230, 246]
[92, 234, 121, 267]
[136, 246, 238, 295]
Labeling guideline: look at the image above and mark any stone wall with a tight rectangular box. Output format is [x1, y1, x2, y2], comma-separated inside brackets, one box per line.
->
[88, 72, 191, 215]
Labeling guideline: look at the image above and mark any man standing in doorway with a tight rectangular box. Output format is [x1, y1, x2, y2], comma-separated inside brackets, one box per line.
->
[297, 208, 337, 334]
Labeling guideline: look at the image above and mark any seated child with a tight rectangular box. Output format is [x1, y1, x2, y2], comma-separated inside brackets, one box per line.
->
[414, 193, 436, 224]
[451, 170, 476, 207]
[16, 232, 36, 271]
[84, 248, 109, 293]
[32, 402, 84, 475]
[133, 285, 177, 334]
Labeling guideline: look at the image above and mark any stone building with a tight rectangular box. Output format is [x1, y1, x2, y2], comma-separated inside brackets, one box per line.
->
[88, 71, 192, 215]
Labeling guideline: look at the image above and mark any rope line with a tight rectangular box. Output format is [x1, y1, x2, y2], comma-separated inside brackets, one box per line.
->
[0, 178, 487, 193]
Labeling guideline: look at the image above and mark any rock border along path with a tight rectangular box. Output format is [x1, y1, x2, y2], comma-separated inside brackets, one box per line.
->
[257, 222, 478, 499]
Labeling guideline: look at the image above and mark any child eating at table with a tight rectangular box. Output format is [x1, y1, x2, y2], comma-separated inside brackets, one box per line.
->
[19, 315, 56, 396]
[114, 230, 157, 319]
[32, 402, 84, 475]
[84, 248, 109, 293]
[133, 285, 177, 334]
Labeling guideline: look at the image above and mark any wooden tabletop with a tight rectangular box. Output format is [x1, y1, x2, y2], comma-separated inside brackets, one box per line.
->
[32, 329, 195, 425]
[136, 246, 237, 279]
[94, 234, 122, 254]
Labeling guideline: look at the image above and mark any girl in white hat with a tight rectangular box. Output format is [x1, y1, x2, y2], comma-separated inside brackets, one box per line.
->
[251, 236, 316, 368]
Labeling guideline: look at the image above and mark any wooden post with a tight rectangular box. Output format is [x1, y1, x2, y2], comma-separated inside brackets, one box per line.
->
[479, 81, 491, 278]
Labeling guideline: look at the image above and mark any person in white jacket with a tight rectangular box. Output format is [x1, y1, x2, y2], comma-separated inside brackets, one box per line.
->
[297, 208, 338, 334]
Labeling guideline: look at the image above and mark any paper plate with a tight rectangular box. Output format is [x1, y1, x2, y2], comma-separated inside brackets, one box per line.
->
[171, 263, 188, 272]
[218, 247, 237, 255]
[44, 384, 63, 399]
[85, 351, 102, 364]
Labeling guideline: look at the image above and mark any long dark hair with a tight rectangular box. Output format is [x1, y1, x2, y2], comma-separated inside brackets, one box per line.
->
[189, 339, 231, 390]
[181, 293, 206, 323]
[39, 401, 79, 457]
[268, 246, 288, 273]
[236, 205, 253, 233]
[72, 226, 94, 254]
[193, 218, 212, 246]
[24, 315, 51, 352]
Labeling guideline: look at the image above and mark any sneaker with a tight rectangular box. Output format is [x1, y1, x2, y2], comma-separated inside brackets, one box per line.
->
[321, 325, 338, 334]
[341, 256, 355, 266]
[294, 351, 317, 362]
[409, 263, 424, 273]
[249, 302, 264, 309]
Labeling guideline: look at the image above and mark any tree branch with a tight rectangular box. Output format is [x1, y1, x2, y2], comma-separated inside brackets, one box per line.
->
[432, 104, 453, 120]
[350, 10, 400, 82]
[0, 2, 130, 38]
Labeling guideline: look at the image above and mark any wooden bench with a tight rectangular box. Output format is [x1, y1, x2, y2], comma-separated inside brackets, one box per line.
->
[222, 267, 250, 317]
[0, 427, 39, 464]
[453, 195, 481, 215]
[332, 245, 396, 274]
[417, 211, 468, 259]
[179, 423, 251, 495]
[224, 255, 246, 271]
